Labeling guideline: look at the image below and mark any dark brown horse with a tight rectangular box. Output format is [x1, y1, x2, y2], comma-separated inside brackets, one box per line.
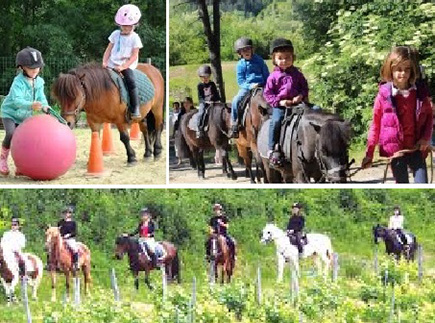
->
[114, 235, 180, 290]
[45, 227, 92, 302]
[235, 88, 269, 183]
[258, 107, 352, 183]
[177, 104, 237, 180]
[52, 63, 165, 164]
[207, 234, 235, 284]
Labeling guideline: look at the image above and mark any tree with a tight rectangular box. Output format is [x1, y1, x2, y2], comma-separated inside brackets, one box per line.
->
[197, 0, 226, 102]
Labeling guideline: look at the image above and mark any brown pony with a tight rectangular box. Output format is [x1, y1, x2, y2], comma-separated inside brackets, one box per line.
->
[177, 104, 237, 180]
[52, 63, 165, 164]
[207, 234, 235, 284]
[235, 88, 269, 183]
[45, 227, 92, 301]
[114, 235, 180, 290]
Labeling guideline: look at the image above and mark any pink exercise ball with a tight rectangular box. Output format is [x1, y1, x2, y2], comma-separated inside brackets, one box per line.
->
[11, 114, 76, 180]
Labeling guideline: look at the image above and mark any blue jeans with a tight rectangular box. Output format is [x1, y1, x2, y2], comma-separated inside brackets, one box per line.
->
[197, 102, 206, 129]
[231, 88, 250, 123]
[391, 150, 427, 183]
[268, 107, 285, 151]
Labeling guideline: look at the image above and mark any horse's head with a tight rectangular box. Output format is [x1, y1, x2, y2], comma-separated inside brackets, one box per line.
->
[45, 226, 60, 252]
[52, 73, 86, 129]
[311, 119, 352, 183]
[373, 224, 386, 244]
[260, 224, 281, 244]
[114, 235, 130, 260]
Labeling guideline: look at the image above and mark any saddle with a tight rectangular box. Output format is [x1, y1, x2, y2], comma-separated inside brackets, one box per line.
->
[187, 103, 215, 132]
[288, 232, 308, 246]
[108, 69, 155, 111]
[236, 87, 266, 129]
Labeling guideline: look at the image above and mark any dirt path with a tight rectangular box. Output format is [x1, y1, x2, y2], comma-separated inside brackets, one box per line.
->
[169, 141, 432, 184]
[0, 128, 166, 185]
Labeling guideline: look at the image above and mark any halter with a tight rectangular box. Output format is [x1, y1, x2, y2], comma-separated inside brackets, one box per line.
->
[62, 74, 87, 121]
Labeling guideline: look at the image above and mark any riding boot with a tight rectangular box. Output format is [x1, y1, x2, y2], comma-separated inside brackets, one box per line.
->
[19, 262, 26, 277]
[0, 147, 10, 176]
[205, 241, 210, 261]
[151, 253, 158, 268]
[128, 87, 142, 120]
[230, 124, 239, 138]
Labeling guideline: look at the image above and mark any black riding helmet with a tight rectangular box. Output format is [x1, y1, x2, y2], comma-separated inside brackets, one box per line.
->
[292, 202, 302, 209]
[140, 207, 151, 216]
[234, 37, 253, 52]
[61, 206, 74, 215]
[197, 64, 212, 77]
[270, 38, 294, 54]
[16, 47, 44, 69]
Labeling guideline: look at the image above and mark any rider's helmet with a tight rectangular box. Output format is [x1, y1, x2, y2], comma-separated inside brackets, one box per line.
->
[213, 203, 223, 211]
[115, 4, 141, 26]
[16, 47, 44, 69]
[140, 207, 151, 216]
[11, 217, 20, 227]
[292, 202, 302, 209]
[234, 37, 253, 53]
[61, 206, 74, 215]
[197, 65, 212, 77]
[269, 38, 294, 54]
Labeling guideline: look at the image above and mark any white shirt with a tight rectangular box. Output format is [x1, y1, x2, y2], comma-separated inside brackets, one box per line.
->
[1, 230, 26, 252]
[388, 215, 404, 230]
[108, 30, 143, 70]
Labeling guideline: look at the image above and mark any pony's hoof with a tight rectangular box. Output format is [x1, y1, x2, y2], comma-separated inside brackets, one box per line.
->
[144, 151, 153, 158]
[127, 160, 137, 167]
[231, 174, 237, 180]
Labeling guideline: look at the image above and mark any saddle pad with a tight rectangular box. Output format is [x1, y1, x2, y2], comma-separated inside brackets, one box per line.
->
[109, 69, 155, 108]
[187, 110, 209, 132]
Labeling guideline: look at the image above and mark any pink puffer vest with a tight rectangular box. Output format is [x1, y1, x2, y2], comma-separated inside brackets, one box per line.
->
[377, 82, 427, 157]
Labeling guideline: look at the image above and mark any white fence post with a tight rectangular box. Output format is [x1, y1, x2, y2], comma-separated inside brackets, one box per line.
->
[21, 277, 32, 323]
[332, 253, 339, 282]
[418, 245, 423, 282]
[161, 266, 167, 302]
[74, 277, 80, 306]
[374, 245, 378, 274]
[256, 266, 262, 304]
[209, 260, 215, 285]
[291, 269, 299, 305]
[110, 268, 120, 302]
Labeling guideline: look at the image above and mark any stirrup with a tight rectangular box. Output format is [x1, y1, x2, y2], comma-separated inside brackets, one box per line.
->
[269, 150, 284, 167]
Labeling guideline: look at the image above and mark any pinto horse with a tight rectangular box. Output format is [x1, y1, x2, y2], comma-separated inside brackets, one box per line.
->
[260, 224, 333, 281]
[45, 227, 92, 301]
[235, 88, 269, 183]
[114, 235, 180, 290]
[0, 247, 43, 305]
[52, 63, 165, 164]
[177, 104, 237, 180]
[258, 107, 352, 183]
[373, 224, 417, 261]
[207, 233, 235, 284]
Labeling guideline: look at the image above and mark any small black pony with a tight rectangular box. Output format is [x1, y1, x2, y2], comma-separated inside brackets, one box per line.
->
[258, 106, 352, 183]
[115, 235, 180, 290]
[177, 104, 237, 180]
[373, 224, 417, 261]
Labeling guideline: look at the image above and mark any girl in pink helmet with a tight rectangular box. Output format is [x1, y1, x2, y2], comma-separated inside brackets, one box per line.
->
[102, 4, 143, 121]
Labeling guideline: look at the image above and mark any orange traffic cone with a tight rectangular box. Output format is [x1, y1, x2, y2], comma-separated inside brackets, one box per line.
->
[102, 123, 115, 155]
[87, 132, 104, 176]
[130, 122, 141, 140]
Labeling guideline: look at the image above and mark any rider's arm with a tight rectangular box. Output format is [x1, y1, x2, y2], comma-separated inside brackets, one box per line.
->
[388, 216, 394, 229]
[102, 42, 114, 68]
[70, 221, 77, 238]
[129, 224, 139, 237]
[211, 82, 221, 102]
[148, 222, 155, 237]
[236, 61, 249, 90]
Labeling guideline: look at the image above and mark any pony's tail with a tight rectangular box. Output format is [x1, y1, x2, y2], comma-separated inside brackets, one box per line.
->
[171, 251, 181, 284]
[175, 119, 193, 161]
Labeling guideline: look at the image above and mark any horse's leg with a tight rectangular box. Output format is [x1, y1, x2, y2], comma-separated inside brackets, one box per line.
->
[222, 149, 237, 180]
[133, 271, 139, 291]
[153, 119, 163, 159]
[145, 269, 153, 290]
[50, 270, 57, 302]
[65, 271, 71, 302]
[83, 264, 91, 296]
[118, 126, 137, 164]
[198, 149, 205, 179]
[140, 121, 153, 158]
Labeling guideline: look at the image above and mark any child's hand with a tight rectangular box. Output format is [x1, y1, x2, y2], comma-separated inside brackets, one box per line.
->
[292, 95, 303, 105]
[102, 62, 108, 68]
[32, 102, 42, 111]
[115, 65, 125, 72]
[279, 100, 288, 107]
[416, 139, 430, 151]
[42, 106, 50, 113]
[361, 156, 372, 169]
[250, 83, 259, 89]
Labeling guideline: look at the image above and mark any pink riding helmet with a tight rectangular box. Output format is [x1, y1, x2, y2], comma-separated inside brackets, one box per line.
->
[115, 4, 141, 26]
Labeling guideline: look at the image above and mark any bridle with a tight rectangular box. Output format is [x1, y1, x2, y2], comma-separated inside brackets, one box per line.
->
[314, 141, 354, 183]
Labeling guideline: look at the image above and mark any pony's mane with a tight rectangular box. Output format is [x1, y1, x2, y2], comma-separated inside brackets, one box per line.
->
[52, 63, 114, 108]
[318, 119, 351, 155]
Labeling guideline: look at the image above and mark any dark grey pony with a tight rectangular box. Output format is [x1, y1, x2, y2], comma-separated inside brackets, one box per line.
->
[373, 224, 417, 261]
[176, 104, 237, 180]
[258, 107, 352, 183]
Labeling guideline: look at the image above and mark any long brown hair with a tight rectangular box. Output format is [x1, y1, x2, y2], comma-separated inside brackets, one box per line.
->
[380, 46, 420, 84]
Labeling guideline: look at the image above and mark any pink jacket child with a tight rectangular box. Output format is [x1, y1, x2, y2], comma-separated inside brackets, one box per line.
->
[363, 46, 432, 183]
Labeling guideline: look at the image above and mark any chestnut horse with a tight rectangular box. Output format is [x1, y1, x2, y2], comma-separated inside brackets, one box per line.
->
[0, 246, 43, 305]
[115, 235, 180, 290]
[52, 63, 164, 164]
[235, 88, 269, 183]
[177, 104, 237, 180]
[207, 234, 235, 284]
[45, 227, 92, 301]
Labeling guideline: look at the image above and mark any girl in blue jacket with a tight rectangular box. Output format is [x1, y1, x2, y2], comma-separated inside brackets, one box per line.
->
[0, 47, 50, 176]
[230, 37, 269, 138]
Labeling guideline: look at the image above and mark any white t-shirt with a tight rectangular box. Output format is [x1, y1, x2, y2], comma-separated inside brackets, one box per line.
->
[108, 30, 143, 70]
[1, 230, 26, 252]
[388, 215, 404, 230]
